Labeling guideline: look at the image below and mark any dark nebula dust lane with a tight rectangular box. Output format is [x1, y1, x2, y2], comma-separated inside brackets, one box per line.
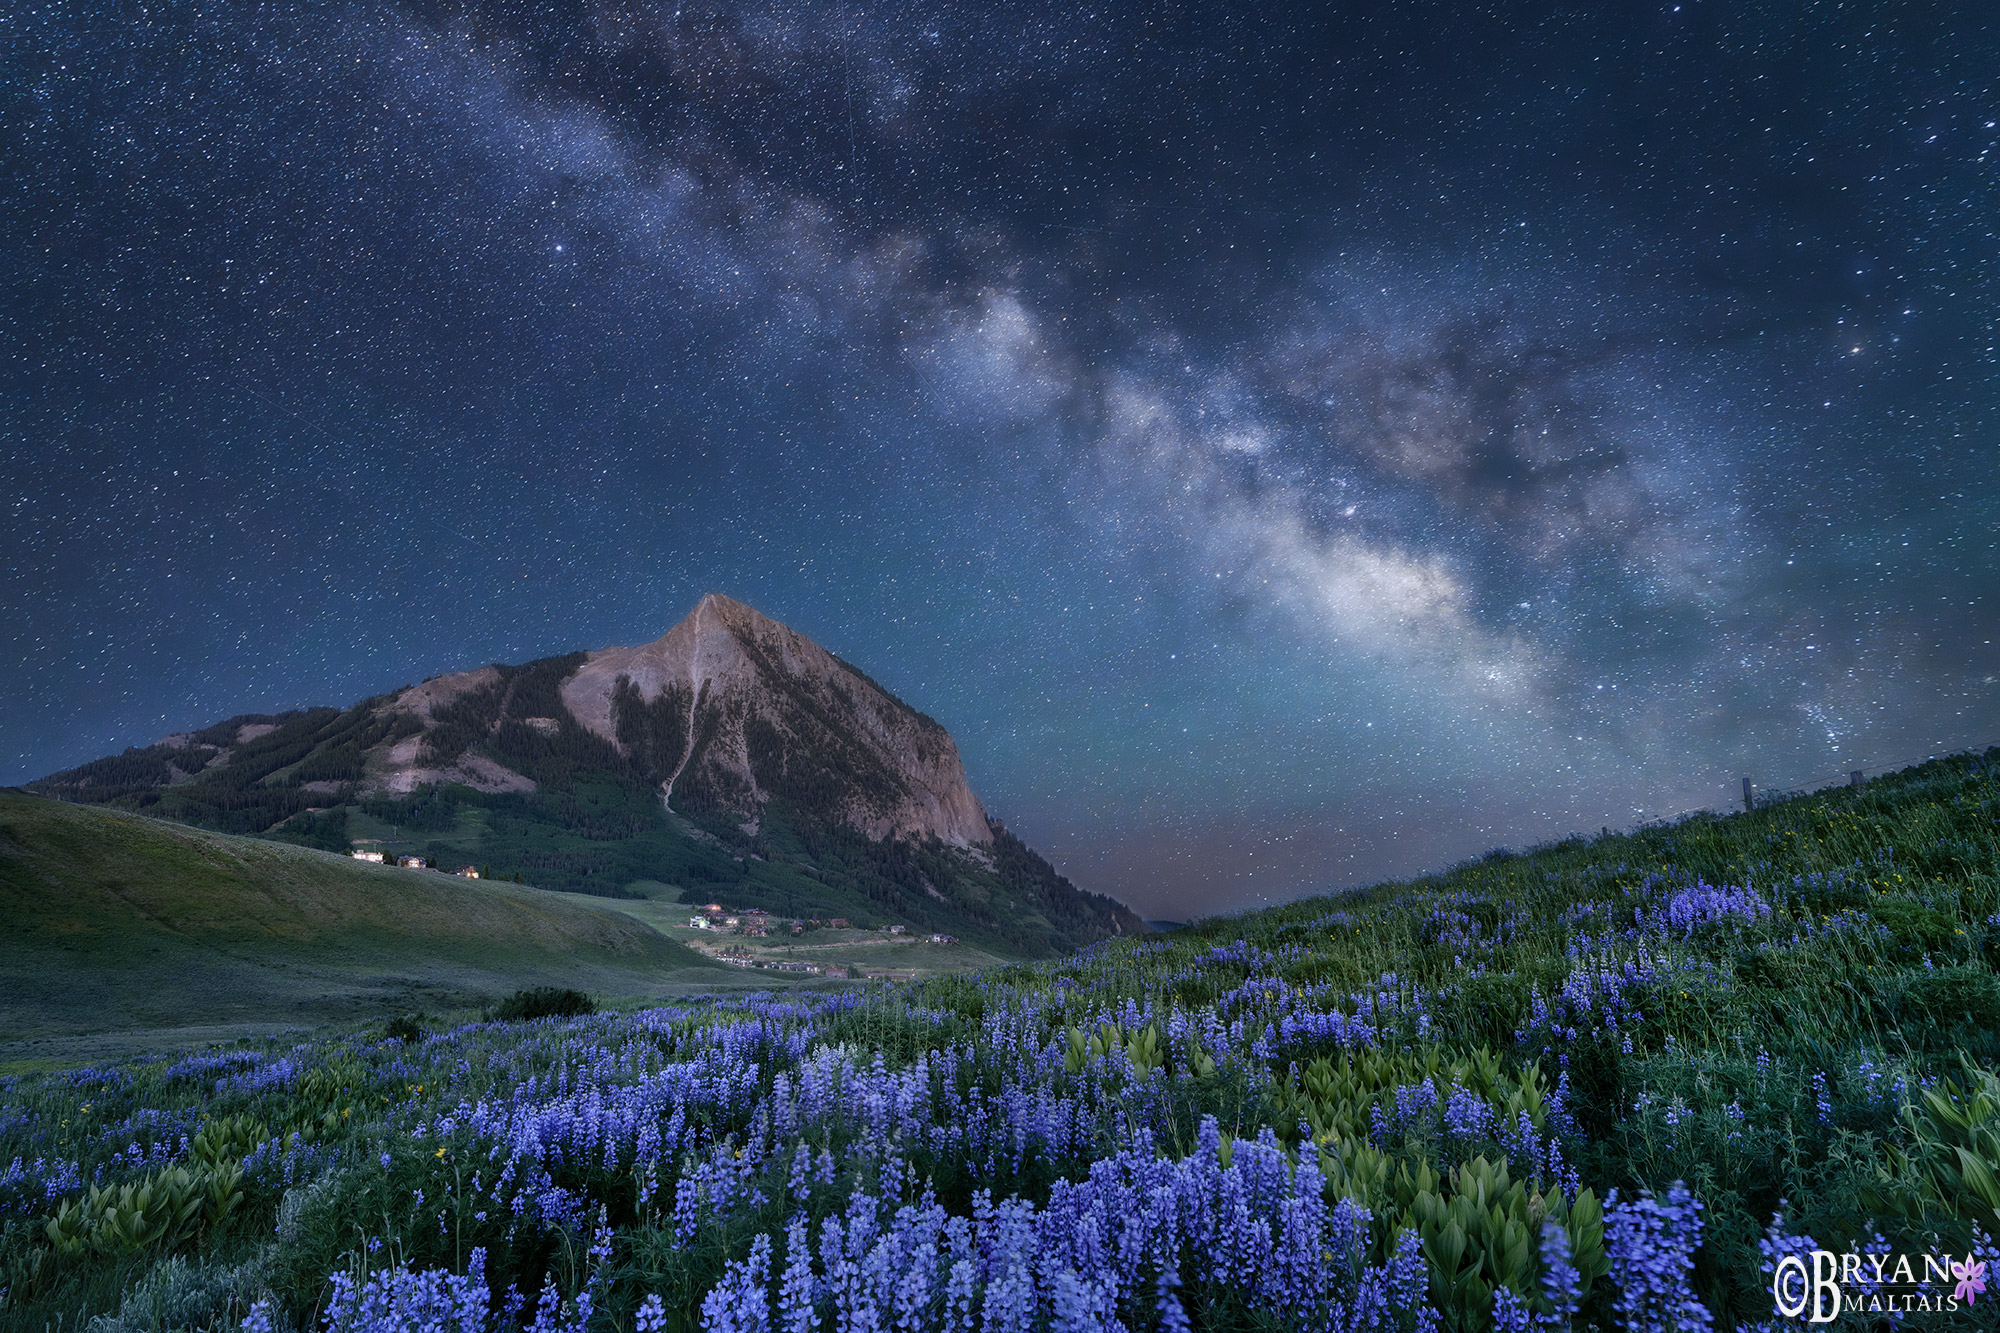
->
[5, 1, 1997, 918]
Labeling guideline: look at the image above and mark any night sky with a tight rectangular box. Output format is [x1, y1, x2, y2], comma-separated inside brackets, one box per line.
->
[5, 2, 1997, 921]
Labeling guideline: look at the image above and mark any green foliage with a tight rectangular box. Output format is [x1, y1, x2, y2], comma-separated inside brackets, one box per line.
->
[292, 742, 366, 784]
[1867, 1058, 2000, 1230]
[41, 1162, 238, 1259]
[293, 1056, 374, 1130]
[34, 705, 391, 834]
[1404, 1157, 1534, 1327]
[818, 1000, 971, 1066]
[612, 674, 691, 787]
[1061, 1022, 1183, 1078]
[1895, 964, 2000, 1030]
[489, 986, 598, 1022]
[190, 1116, 266, 1172]
[1266, 1048, 1550, 1153]
[24, 743, 209, 797]
[75, 1252, 267, 1333]
[275, 807, 350, 852]
[360, 786, 461, 834]
[1455, 971, 1538, 1050]
[1310, 1142, 1609, 1330]
[419, 680, 507, 768]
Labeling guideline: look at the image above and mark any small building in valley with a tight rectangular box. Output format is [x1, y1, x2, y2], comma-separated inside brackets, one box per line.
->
[350, 850, 386, 864]
[397, 856, 428, 870]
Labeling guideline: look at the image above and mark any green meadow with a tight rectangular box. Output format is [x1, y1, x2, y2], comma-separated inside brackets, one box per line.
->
[0, 791, 745, 1059]
[1, 751, 1996, 1330]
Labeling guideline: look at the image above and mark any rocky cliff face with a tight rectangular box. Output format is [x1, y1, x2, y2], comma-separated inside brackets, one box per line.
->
[561, 594, 991, 845]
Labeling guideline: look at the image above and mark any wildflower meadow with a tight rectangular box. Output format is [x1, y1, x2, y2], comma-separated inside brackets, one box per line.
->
[4, 750, 1999, 1331]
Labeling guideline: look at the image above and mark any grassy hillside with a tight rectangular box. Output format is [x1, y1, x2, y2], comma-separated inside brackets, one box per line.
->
[0, 791, 736, 1047]
[2, 750, 1997, 1330]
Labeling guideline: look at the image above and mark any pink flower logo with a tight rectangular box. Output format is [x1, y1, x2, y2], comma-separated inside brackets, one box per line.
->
[1952, 1257, 1988, 1305]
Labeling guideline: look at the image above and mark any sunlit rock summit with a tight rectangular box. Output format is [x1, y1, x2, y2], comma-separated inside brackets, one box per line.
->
[562, 594, 992, 845]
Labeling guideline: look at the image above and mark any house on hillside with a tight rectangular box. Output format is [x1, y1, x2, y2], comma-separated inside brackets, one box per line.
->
[350, 850, 385, 864]
[397, 856, 428, 870]
[688, 916, 715, 930]
[456, 865, 480, 879]
[826, 918, 850, 929]
[927, 933, 957, 945]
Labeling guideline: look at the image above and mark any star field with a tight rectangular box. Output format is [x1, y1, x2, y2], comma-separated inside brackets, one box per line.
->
[4, 1, 1997, 919]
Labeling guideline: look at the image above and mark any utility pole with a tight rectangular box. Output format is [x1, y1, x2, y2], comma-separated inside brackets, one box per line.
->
[1742, 777, 1754, 812]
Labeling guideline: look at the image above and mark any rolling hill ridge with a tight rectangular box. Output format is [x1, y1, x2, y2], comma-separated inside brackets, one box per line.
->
[0, 789, 729, 1044]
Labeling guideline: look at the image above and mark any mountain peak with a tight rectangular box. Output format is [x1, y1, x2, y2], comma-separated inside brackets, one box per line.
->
[564, 597, 989, 845]
[668, 592, 759, 640]
[692, 590, 757, 620]
[645, 594, 806, 680]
